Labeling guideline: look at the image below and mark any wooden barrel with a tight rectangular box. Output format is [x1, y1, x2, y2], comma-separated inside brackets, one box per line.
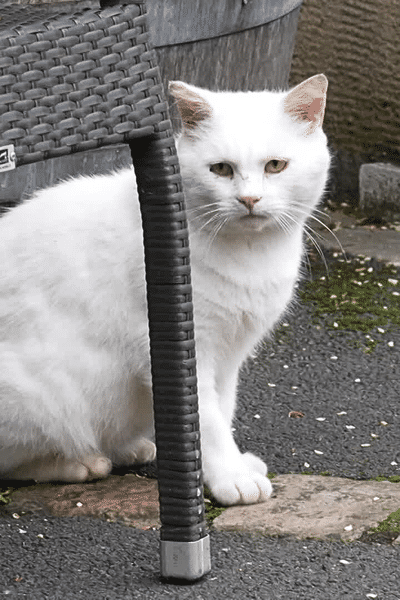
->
[3, 0, 303, 91]
[147, 0, 304, 92]
[0, 0, 303, 203]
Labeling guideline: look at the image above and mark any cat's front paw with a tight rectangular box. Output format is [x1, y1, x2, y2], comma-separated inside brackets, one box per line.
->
[210, 471, 272, 506]
[114, 437, 156, 466]
[206, 454, 272, 506]
[242, 452, 269, 476]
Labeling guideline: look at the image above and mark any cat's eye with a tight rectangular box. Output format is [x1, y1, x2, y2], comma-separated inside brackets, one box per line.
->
[265, 159, 288, 174]
[210, 162, 234, 178]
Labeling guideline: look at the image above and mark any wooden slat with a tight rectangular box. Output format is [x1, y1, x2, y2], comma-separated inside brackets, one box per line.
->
[147, 0, 303, 46]
[157, 8, 301, 96]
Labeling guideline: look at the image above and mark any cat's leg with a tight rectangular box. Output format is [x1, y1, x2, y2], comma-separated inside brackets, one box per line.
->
[109, 377, 156, 467]
[198, 360, 272, 506]
[217, 362, 269, 480]
[5, 451, 112, 483]
[113, 437, 156, 466]
[216, 368, 238, 427]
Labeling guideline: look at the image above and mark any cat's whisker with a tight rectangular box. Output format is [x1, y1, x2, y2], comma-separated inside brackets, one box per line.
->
[197, 211, 223, 234]
[208, 217, 229, 249]
[207, 213, 232, 250]
[308, 214, 347, 263]
[189, 209, 221, 225]
[276, 214, 295, 235]
[196, 212, 232, 253]
[187, 205, 221, 222]
[290, 203, 348, 262]
[275, 210, 300, 235]
[277, 209, 329, 275]
[187, 202, 221, 215]
[191, 210, 227, 236]
[306, 205, 330, 218]
[303, 223, 330, 275]
[301, 244, 313, 279]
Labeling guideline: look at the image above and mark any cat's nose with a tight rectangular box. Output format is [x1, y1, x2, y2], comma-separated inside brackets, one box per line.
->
[237, 196, 261, 212]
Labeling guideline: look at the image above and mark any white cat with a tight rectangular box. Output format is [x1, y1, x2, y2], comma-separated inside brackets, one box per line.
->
[0, 75, 330, 505]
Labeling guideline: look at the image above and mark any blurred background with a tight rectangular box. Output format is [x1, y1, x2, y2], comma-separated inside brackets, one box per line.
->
[1, 0, 399, 214]
[290, 0, 400, 210]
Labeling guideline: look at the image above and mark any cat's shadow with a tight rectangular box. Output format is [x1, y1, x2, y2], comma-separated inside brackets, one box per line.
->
[112, 460, 158, 479]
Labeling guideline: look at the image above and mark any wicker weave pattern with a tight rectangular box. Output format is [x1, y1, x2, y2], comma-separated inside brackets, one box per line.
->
[132, 133, 207, 542]
[0, 4, 169, 165]
[0, 2, 209, 555]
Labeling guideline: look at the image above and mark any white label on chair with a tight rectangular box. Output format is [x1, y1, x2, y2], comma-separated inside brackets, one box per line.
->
[0, 145, 16, 172]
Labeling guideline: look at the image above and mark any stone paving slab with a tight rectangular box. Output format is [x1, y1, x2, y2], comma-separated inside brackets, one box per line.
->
[4, 474, 160, 530]
[4, 473, 400, 544]
[213, 474, 400, 541]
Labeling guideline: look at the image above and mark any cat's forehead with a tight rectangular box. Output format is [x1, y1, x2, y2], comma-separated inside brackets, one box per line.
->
[208, 90, 291, 135]
[200, 91, 293, 159]
[208, 89, 284, 121]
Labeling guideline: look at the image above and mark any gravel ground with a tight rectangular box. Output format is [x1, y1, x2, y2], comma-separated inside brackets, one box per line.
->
[1, 517, 400, 600]
[236, 249, 400, 482]
[1, 248, 400, 599]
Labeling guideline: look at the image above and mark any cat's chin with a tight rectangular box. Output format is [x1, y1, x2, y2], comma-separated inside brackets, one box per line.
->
[236, 214, 273, 233]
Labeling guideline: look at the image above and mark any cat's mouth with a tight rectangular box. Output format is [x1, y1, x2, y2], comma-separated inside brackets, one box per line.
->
[241, 213, 267, 219]
[240, 213, 270, 223]
[239, 213, 272, 231]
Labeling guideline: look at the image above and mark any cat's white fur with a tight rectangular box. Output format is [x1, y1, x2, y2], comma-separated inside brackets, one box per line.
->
[0, 75, 330, 505]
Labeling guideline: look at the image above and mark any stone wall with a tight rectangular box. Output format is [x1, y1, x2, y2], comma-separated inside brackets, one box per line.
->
[290, 0, 400, 207]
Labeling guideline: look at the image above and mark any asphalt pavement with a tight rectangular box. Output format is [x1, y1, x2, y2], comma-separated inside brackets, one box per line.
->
[1, 519, 400, 600]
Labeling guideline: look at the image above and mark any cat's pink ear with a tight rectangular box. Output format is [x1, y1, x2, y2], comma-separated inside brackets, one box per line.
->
[284, 74, 328, 135]
[169, 81, 212, 133]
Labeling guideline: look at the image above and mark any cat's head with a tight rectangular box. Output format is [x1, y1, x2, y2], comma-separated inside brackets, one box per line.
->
[169, 75, 330, 241]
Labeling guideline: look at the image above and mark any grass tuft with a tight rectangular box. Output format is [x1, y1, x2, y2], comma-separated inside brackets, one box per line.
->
[300, 252, 400, 351]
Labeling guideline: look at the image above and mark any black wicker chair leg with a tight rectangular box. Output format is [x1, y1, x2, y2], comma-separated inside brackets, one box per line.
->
[0, 0, 210, 581]
[130, 133, 211, 580]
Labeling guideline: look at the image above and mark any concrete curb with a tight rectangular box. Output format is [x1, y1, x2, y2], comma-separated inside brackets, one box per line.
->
[315, 208, 400, 266]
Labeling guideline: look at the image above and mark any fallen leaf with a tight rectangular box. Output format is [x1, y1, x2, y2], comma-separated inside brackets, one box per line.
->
[288, 411, 304, 419]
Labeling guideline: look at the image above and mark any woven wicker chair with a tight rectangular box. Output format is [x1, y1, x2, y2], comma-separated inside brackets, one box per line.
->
[0, 0, 210, 581]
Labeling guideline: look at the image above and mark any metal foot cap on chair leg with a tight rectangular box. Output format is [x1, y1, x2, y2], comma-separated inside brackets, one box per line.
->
[160, 535, 211, 581]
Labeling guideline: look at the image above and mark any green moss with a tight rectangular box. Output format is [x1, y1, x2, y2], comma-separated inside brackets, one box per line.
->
[364, 476, 400, 541]
[0, 487, 13, 506]
[369, 507, 400, 535]
[203, 486, 227, 525]
[373, 475, 400, 483]
[205, 503, 226, 524]
[301, 254, 400, 350]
